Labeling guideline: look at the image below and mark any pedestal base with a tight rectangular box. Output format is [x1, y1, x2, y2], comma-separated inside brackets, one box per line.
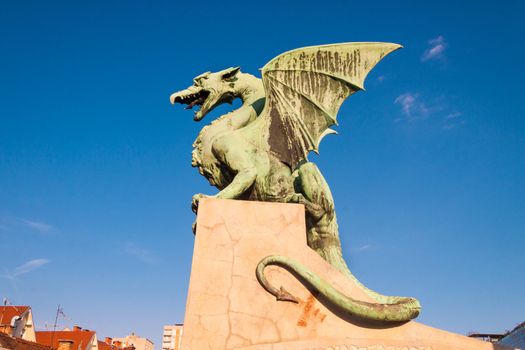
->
[181, 198, 512, 350]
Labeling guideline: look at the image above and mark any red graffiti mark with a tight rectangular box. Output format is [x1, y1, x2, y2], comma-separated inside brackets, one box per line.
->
[297, 319, 307, 327]
[296, 294, 317, 327]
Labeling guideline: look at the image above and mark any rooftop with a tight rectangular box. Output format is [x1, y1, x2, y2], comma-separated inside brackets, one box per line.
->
[0, 332, 51, 350]
[35, 329, 95, 350]
[0, 306, 30, 326]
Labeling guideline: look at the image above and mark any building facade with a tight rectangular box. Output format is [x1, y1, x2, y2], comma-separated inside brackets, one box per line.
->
[161, 325, 183, 350]
[497, 321, 525, 349]
[113, 333, 153, 350]
[0, 306, 36, 341]
[98, 337, 135, 350]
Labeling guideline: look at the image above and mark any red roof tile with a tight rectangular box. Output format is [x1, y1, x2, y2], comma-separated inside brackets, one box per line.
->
[97, 340, 134, 350]
[0, 306, 30, 326]
[0, 332, 52, 350]
[35, 330, 95, 350]
[98, 341, 111, 350]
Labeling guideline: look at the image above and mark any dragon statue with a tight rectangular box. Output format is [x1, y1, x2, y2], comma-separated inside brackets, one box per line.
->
[170, 43, 421, 323]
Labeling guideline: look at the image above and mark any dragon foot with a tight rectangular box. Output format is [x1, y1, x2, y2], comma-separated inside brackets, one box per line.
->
[192, 193, 213, 214]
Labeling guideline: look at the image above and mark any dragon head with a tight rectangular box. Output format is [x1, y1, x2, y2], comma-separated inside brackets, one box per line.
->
[170, 67, 241, 121]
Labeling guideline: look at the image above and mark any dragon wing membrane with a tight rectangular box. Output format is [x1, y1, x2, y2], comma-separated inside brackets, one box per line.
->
[261, 42, 401, 169]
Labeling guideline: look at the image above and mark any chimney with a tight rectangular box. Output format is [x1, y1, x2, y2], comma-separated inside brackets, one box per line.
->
[58, 340, 74, 350]
[105, 337, 113, 345]
[114, 341, 122, 348]
[73, 326, 82, 332]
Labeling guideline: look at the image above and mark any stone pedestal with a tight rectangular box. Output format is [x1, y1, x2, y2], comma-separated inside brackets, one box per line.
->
[181, 198, 513, 350]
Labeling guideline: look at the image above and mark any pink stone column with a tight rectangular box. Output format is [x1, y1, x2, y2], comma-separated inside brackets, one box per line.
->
[180, 198, 514, 350]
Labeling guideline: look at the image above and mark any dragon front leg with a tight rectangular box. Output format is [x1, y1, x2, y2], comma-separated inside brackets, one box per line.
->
[192, 137, 257, 215]
[191, 163, 256, 233]
[191, 167, 257, 214]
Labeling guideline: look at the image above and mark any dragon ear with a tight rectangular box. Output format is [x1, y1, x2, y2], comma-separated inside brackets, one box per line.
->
[221, 67, 240, 81]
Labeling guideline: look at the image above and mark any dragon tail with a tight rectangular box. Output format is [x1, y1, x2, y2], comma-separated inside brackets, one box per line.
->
[256, 255, 421, 323]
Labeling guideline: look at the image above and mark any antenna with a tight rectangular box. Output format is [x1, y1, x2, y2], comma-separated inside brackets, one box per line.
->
[50, 304, 61, 348]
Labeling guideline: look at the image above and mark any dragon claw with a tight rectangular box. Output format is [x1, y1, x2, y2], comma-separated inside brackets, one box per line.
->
[192, 193, 206, 214]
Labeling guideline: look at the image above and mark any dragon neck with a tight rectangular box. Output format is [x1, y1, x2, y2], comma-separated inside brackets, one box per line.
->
[232, 73, 265, 104]
[192, 73, 265, 180]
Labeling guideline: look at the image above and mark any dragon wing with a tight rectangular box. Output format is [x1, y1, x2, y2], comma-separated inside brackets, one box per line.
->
[261, 42, 401, 169]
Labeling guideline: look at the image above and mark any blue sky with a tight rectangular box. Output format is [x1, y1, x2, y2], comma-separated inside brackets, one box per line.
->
[1, 0, 524, 346]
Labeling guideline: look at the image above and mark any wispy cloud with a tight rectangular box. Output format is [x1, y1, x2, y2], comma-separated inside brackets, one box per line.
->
[0, 215, 55, 234]
[21, 219, 53, 233]
[13, 259, 50, 276]
[394, 92, 430, 121]
[421, 35, 447, 62]
[124, 242, 157, 264]
[2, 258, 50, 280]
[351, 244, 375, 254]
[394, 93, 464, 129]
[442, 112, 465, 130]
[358, 244, 373, 251]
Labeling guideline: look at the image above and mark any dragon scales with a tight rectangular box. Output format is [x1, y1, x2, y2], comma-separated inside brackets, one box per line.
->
[170, 43, 421, 323]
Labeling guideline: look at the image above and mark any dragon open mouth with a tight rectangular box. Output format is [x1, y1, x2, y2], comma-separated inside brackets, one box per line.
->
[172, 89, 211, 119]
[171, 77, 238, 121]
[173, 90, 210, 108]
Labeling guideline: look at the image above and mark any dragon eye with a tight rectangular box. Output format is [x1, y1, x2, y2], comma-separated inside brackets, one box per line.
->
[193, 71, 211, 84]
[194, 76, 208, 85]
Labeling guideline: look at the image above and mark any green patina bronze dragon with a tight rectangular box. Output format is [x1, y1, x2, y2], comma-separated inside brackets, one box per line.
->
[170, 43, 421, 323]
